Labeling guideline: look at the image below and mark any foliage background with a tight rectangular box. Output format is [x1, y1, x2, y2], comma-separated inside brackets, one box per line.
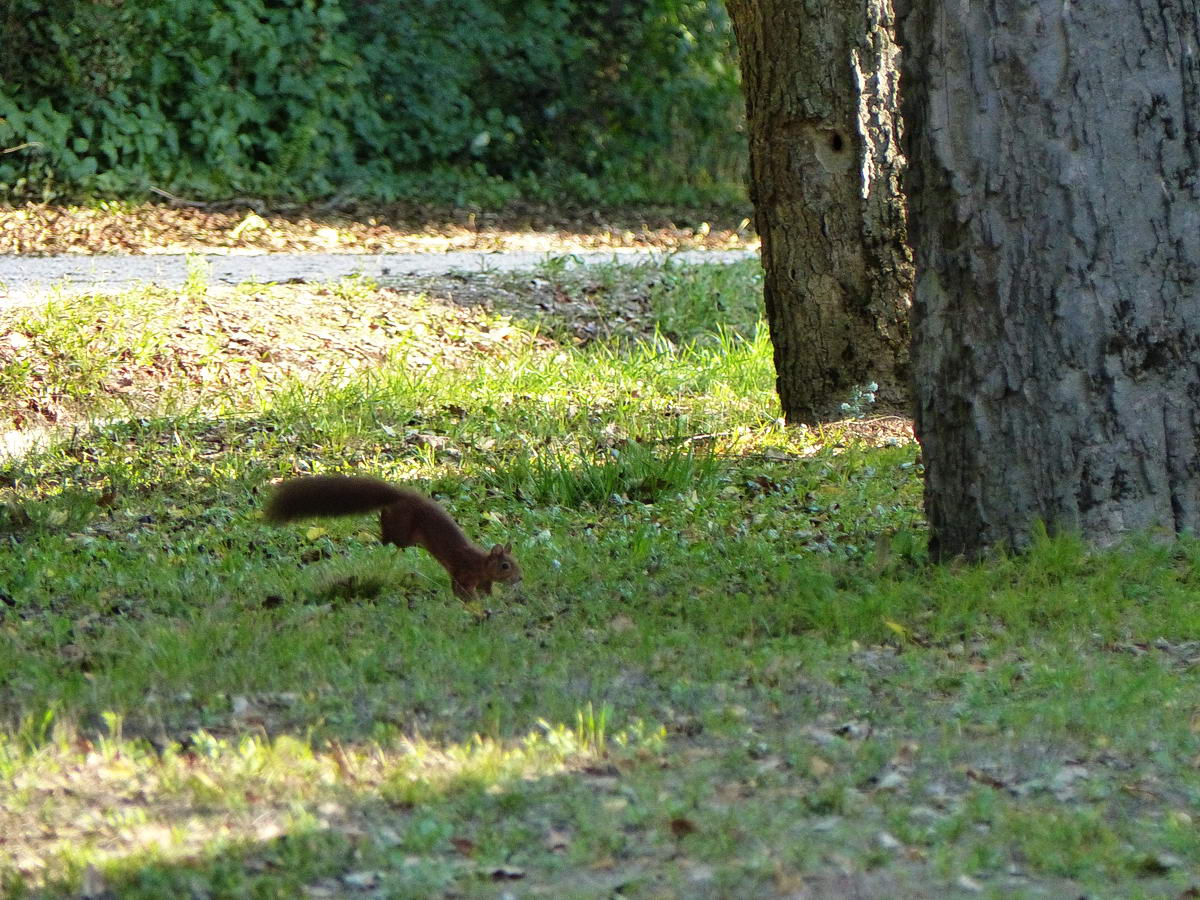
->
[0, 0, 745, 207]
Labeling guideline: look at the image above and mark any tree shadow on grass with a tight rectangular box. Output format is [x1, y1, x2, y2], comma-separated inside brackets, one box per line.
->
[12, 757, 630, 898]
[11, 724, 962, 900]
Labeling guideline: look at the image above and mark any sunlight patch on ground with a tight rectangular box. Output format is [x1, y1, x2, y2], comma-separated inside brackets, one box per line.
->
[1, 203, 758, 257]
[2, 705, 653, 890]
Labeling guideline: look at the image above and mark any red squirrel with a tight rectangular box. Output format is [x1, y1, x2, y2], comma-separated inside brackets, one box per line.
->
[265, 476, 521, 599]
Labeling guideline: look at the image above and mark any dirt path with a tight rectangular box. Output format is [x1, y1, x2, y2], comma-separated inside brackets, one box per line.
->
[0, 249, 757, 306]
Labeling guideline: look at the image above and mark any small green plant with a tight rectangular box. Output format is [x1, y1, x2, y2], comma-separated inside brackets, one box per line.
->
[183, 254, 210, 300]
[486, 440, 719, 508]
[839, 381, 879, 418]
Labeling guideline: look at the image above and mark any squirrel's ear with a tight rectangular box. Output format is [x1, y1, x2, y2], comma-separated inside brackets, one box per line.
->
[489, 544, 505, 557]
[503, 542, 513, 553]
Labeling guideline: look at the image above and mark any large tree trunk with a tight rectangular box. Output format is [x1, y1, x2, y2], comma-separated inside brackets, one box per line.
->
[900, 2, 1200, 558]
[727, 0, 912, 423]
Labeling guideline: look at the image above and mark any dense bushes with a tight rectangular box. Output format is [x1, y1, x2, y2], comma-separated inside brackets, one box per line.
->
[0, 0, 744, 206]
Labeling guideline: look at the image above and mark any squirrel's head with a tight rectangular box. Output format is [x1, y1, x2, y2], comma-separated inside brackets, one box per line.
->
[486, 542, 522, 585]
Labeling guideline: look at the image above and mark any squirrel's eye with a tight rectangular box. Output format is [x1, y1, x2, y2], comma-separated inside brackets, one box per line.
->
[501, 562, 510, 570]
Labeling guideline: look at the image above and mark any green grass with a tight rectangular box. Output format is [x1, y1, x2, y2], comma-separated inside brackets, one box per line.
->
[1, 261, 1199, 897]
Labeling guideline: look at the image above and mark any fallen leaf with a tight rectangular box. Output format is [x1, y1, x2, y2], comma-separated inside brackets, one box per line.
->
[669, 816, 697, 838]
[883, 618, 910, 640]
[835, 720, 871, 740]
[303, 883, 339, 898]
[375, 826, 402, 847]
[327, 739, 354, 782]
[956, 874, 983, 893]
[1050, 764, 1089, 800]
[230, 212, 268, 240]
[877, 831, 902, 851]
[965, 767, 1007, 790]
[342, 870, 382, 889]
[488, 865, 525, 880]
[608, 614, 635, 633]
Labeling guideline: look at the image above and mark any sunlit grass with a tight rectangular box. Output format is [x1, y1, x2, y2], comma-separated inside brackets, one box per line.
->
[2, 707, 661, 897]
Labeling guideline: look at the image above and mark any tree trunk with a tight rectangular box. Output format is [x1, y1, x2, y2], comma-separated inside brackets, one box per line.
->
[899, 2, 1200, 558]
[727, 0, 912, 423]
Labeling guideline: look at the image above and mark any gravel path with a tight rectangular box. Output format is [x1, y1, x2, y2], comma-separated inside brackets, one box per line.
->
[0, 249, 757, 306]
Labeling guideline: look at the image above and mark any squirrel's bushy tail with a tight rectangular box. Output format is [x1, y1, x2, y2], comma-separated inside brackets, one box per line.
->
[264, 476, 409, 523]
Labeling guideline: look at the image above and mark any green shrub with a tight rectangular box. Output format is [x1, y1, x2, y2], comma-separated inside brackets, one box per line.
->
[0, 0, 744, 205]
[0, 0, 372, 199]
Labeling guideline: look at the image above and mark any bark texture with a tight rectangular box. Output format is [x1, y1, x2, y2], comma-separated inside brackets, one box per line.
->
[727, 0, 912, 423]
[900, 1, 1200, 557]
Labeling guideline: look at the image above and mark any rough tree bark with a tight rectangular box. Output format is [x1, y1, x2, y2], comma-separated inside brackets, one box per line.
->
[727, 0, 912, 423]
[899, 2, 1200, 558]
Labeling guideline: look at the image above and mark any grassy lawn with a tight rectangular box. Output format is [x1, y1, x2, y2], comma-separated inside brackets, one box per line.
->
[1, 257, 1198, 898]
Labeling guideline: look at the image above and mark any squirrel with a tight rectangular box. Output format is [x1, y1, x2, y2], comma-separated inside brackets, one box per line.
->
[265, 475, 521, 599]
